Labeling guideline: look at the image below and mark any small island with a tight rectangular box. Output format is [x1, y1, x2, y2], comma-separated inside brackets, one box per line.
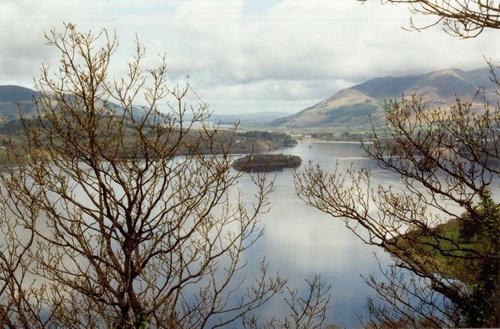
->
[232, 153, 302, 172]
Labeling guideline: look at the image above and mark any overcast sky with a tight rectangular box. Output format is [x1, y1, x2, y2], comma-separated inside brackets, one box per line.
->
[1, 0, 498, 114]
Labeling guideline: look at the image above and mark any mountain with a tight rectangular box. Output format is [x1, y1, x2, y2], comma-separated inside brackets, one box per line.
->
[272, 88, 383, 128]
[272, 68, 497, 129]
[0, 85, 288, 127]
[0, 85, 39, 122]
[0, 85, 151, 124]
[2, 68, 497, 130]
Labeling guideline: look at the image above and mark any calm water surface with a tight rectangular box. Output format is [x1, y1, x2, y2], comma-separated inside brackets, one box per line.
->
[11, 141, 497, 327]
[235, 142, 398, 328]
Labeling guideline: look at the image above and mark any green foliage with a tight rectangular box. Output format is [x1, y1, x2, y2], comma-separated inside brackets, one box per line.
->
[461, 191, 499, 327]
[391, 191, 499, 326]
[135, 312, 150, 329]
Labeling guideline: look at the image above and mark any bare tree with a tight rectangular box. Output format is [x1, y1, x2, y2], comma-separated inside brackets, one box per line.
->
[295, 90, 499, 327]
[0, 24, 332, 328]
[244, 274, 332, 329]
[361, 0, 500, 38]
[299, 1, 500, 325]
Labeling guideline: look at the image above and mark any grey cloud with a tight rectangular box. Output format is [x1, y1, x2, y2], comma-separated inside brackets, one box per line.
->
[0, 0, 498, 114]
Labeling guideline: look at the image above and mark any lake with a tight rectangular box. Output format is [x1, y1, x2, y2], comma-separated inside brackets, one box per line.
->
[7, 140, 494, 328]
[234, 141, 400, 328]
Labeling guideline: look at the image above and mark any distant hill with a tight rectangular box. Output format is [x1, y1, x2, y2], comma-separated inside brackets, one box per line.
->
[0, 85, 152, 124]
[210, 111, 290, 127]
[272, 68, 498, 129]
[0, 85, 39, 122]
[0, 85, 290, 127]
[3, 68, 498, 131]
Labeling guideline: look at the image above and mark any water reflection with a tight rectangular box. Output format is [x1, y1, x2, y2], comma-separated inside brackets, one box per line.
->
[235, 142, 395, 328]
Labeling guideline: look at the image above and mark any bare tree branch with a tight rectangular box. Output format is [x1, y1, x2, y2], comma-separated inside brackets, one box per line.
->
[360, 0, 500, 38]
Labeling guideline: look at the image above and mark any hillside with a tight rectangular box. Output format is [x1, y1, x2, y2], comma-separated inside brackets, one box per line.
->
[3, 68, 498, 131]
[272, 67, 497, 129]
[0, 85, 152, 123]
[0, 86, 290, 127]
[0, 85, 39, 122]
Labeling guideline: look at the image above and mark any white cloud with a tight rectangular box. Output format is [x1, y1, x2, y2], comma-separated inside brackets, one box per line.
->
[0, 0, 498, 113]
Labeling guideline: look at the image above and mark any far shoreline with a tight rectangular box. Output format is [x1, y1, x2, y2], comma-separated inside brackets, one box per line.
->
[296, 139, 372, 144]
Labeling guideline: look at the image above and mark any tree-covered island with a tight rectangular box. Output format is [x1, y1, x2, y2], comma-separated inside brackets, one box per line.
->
[232, 153, 302, 172]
